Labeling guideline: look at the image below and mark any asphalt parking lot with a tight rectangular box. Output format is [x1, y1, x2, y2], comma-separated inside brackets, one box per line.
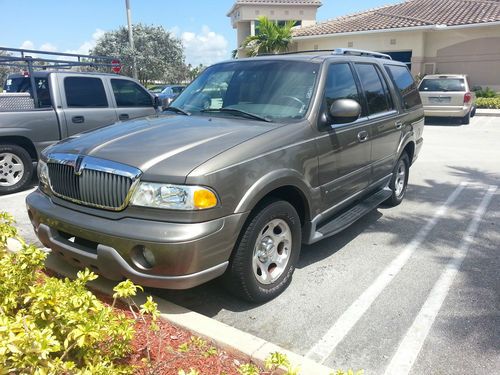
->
[1, 116, 499, 375]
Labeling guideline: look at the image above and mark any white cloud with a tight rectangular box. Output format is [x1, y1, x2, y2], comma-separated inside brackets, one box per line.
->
[40, 43, 57, 52]
[64, 28, 105, 55]
[175, 25, 229, 66]
[19, 40, 35, 50]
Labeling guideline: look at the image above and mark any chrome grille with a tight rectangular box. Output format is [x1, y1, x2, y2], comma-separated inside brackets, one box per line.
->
[46, 154, 141, 211]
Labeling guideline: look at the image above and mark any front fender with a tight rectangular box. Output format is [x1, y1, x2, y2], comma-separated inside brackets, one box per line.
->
[234, 168, 317, 218]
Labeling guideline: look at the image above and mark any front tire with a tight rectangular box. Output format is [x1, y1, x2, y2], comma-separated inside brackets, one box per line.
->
[0, 144, 34, 195]
[224, 199, 301, 303]
[384, 153, 410, 207]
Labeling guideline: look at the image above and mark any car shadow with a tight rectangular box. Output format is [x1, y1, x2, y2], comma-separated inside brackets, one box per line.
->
[424, 116, 462, 126]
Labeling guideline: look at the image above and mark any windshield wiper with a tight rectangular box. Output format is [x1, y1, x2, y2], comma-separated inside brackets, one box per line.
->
[163, 106, 190, 116]
[201, 108, 271, 122]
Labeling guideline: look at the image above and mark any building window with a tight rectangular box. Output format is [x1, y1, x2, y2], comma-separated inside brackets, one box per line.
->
[348, 41, 354, 48]
[255, 10, 260, 15]
[390, 39, 397, 45]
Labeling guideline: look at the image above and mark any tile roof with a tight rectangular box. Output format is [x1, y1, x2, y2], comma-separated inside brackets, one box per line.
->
[293, 0, 500, 37]
[228, 0, 322, 16]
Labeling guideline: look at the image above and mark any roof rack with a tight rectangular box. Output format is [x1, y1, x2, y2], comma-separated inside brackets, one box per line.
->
[1, 46, 120, 108]
[331, 48, 392, 60]
[257, 48, 392, 60]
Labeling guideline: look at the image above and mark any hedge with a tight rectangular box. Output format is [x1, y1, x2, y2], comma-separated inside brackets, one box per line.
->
[476, 97, 500, 109]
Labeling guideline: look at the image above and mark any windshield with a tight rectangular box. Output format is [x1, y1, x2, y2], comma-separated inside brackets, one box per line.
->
[171, 60, 319, 122]
[419, 78, 465, 92]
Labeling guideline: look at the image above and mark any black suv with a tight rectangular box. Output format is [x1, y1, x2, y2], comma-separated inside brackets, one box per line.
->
[27, 49, 424, 302]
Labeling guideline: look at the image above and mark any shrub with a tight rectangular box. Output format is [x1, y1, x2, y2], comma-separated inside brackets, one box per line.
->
[474, 86, 498, 98]
[0, 214, 135, 374]
[476, 97, 500, 109]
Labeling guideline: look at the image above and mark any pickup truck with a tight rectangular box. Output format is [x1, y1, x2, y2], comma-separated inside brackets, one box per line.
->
[27, 49, 424, 302]
[0, 71, 159, 194]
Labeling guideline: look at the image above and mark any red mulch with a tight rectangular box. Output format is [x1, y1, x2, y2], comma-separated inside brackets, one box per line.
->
[42, 269, 255, 374]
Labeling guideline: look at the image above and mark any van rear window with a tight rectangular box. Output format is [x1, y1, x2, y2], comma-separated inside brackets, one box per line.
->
[419, 79, 465, 92]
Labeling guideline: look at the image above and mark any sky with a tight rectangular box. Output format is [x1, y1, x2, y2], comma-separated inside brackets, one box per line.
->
[0, 0, 400, 66]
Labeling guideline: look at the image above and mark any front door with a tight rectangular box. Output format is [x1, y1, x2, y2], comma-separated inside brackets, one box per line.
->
[59, 76, 118, 137]
[109, 78, 157, 121]
[316, 62, 372, 212]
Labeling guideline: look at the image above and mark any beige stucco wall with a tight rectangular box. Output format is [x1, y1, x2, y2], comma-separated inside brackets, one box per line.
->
[293, 24, 500, 90]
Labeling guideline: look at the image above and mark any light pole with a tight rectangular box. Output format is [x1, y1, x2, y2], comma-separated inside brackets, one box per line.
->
[125, 0, 138, 79]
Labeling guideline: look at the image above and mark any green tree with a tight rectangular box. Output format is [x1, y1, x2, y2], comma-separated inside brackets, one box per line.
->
[242, 16, 296, 57]
[0, 51, 13, 89]
[91, 24, 187, 85]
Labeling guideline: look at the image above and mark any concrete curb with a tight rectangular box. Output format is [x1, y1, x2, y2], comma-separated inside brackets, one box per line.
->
[45, 254, 333, 375]
[475, 109, 500, 117]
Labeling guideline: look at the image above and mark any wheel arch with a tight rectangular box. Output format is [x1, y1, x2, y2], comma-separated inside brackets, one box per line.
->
[0, 136, 38, 161]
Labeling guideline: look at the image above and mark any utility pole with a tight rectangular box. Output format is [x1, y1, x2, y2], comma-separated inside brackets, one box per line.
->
[125, 0, 138, 79]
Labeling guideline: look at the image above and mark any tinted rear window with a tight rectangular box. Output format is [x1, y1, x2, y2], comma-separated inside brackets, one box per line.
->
[4, 76, 52, 108]
[385, 65, 421, 110]
[419, 78, 465, 92]
[64, 77, 108, 107]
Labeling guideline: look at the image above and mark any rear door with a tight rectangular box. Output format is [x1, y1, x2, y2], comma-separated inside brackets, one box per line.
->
[109, 78, 157, 121]
[354, 63, 400, 184]
[59, 76, 118, 137]
[418, 77, 466, 108]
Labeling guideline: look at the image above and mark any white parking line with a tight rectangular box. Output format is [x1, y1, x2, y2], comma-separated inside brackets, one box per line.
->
[0, 188, 36, 201]
[306, 182, 468, 364]
[384, 185, 497, 375]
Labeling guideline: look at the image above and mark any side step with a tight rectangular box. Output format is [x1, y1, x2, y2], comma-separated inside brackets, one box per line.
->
[315, 188, 392, 239]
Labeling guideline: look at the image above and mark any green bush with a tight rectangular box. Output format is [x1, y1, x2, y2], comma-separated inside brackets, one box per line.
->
[0, 213, 135, 374]
[474, 86, 498, 98]
[476, 97, 500, 109]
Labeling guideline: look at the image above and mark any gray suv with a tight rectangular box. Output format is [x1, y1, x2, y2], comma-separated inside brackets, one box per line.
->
[26, 49, 424, 302]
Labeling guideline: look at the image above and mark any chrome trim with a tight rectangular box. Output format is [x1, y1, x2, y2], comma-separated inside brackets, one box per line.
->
[46, 153, 142, 211]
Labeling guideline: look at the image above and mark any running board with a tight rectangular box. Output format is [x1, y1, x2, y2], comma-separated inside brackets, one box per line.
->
[315, 188, 392, 240]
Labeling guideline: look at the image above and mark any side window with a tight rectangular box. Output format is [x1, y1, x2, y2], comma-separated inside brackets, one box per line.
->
[111, 79, 153, 107]
[384, 65, 421, 110]
[324, 63, 361, 111]
[64, 77, 108, 108]
[355, 63, 393, 115]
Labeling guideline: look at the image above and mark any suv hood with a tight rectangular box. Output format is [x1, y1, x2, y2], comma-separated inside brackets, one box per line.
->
[44, 114, 274, 183]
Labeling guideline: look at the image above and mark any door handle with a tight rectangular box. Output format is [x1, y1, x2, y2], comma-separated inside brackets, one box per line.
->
[119, 114, 130, 121]
[395, 121, 403, 130]
[357, 130, 369, 143]
[72, 116, 84, 124]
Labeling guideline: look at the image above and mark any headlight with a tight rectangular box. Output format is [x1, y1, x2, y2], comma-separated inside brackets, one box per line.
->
[37, 160, 50, 190]
[130, 182, 218, 210]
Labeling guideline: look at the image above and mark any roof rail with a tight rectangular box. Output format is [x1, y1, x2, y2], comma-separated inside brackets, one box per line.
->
[257, 48, 392, 60]
[331, 48, 392, 60]
[0, 46, 119, 70]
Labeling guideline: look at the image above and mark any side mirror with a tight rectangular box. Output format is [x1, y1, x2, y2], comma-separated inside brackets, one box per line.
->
[329, 99, 361, 124]
[153, 95, 161, 109]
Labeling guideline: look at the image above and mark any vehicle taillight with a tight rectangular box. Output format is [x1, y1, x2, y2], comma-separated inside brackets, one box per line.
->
[464, 92, 472, 104]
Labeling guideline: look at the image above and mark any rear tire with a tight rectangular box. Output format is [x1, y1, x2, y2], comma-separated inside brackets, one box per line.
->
[0, 144, 34, 195]
[461, 111, 471, 125]
[384, 153, 410, 207]
[223, 199, 301, 303]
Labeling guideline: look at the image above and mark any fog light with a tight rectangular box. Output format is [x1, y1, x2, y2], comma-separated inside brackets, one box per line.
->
[131, 245, 156, 269]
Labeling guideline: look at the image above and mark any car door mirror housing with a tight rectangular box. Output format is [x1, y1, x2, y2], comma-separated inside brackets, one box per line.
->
[329, 99, 361, 124]
[153, 95, 161, 109]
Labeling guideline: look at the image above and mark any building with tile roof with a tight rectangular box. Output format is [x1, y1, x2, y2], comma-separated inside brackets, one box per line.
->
[227, 0, 322, 55]
[292, 0, 500, 89]
[228, 0, 500, 89]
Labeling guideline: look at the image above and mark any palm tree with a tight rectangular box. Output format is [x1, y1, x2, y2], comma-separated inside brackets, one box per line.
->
[242, 16, 296, 57]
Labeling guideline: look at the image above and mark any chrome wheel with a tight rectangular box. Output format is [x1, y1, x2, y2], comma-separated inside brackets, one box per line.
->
[0, 152, 24, 187]
[252, 218, 292, 285]
[394, 161, 406, 197]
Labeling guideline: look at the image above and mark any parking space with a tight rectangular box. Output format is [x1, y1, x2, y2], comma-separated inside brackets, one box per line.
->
[1, 116, 498, 374]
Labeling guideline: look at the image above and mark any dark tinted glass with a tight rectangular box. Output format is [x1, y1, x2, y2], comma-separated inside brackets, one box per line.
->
[64, 77, 108, 107]
[4, 77, 52, 108]
[419, 78, 465, 92]
[356, 64, 392, 115]
[385, 65, 421, 109]
[111, 79, 153, 107]
[324, 63, 360, 109]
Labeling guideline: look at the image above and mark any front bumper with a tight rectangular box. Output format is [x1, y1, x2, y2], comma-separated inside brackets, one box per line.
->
[26, 190, 247, 289]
